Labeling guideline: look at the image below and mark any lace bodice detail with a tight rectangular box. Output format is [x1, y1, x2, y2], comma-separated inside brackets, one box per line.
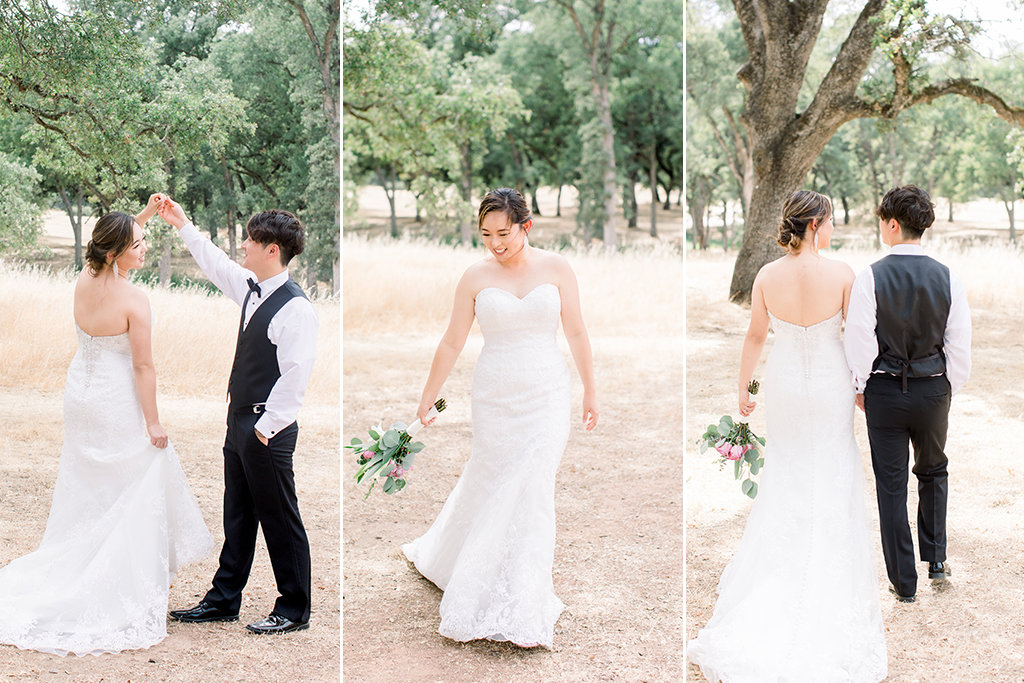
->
[474, 284, 561, 350]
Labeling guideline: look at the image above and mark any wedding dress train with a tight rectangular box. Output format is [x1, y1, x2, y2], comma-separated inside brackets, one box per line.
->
[404, 283, 570, 648]
[0, 326, 213, 656]
[689, 311, 888, 682]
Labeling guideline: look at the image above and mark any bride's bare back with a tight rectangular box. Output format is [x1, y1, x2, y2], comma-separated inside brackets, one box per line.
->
[756, 253, 853, 327]
[73, 270, 143, 337]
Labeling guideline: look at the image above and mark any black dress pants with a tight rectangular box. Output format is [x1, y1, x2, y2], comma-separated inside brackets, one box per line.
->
[204, 409, 311, 623]
[864, 373, 950, 597]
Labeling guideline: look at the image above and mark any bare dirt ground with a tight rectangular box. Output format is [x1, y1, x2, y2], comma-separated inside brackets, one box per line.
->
[685, 221, 1024, 681]
[342, 193, 685, 682]
[0, 224, 340, 682]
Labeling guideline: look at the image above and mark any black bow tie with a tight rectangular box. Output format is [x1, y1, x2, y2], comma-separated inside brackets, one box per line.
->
[246, 277, 262, 297]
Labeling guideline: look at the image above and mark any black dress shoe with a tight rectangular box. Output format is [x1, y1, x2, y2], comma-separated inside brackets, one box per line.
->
[889, 586, 916, 603]
[245, 613, 309, 635]
[928, 561, 950, 579]
[168, 601, 239, 623]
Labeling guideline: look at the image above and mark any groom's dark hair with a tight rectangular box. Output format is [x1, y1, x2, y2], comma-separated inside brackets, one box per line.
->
[246, 209, 305, 264]
[876, 186, 934, 239]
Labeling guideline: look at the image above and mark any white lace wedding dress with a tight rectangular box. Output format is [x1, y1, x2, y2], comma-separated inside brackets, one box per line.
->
[689, 311, 888, 682]
[403, 283, 570, 648]
[0, 326, 213, 656]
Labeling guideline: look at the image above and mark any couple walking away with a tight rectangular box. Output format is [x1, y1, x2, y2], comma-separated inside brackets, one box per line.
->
[689, 185, 972, 681]
[0, 195, 318, 656]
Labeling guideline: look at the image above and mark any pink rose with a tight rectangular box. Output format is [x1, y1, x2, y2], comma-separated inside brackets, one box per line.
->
[727, 444, 744, 461]
[715, 441, 732, 457]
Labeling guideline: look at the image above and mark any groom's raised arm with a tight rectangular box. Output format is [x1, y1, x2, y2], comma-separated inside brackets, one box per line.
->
[844, 268, 878, 394]
[159, 199, 252, 307]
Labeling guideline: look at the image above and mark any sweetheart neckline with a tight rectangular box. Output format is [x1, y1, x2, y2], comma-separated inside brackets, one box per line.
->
[476, 283, 558, 301]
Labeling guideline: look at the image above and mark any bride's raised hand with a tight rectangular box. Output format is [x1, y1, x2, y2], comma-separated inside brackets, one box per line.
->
[158, 198, 188, 229]
[148, 422, 169, 449]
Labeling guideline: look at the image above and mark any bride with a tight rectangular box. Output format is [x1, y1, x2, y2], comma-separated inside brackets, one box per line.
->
[403, 187, 598, 649]
[688, 190, 887, 681]
[0, 195, 213, 656]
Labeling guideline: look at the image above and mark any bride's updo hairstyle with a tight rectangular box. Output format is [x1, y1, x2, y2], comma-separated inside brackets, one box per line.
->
[477, 187, 531, 232]
[86, 211, 136, 275]
[777, 190, 832, 253]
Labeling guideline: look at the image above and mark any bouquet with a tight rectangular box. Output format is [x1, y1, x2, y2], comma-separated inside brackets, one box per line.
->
[697, 380, 766, 499]
[347, 398, 447, 499]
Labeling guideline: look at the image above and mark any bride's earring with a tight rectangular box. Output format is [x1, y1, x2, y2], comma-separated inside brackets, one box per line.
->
[112, 261, 119, 278]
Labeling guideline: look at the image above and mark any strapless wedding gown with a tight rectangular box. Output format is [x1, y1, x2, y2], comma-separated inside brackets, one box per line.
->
[0, 326, 213, 656]
[404, 283, 571, 648]
[688, 312, 888, 682]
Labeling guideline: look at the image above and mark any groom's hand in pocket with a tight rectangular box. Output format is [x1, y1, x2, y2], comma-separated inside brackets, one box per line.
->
[255, 428, 269, 446]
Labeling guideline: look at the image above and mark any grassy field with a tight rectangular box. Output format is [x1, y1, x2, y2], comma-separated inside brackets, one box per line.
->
[685, 230, 1024, 681]
[0, 254, 340, 681]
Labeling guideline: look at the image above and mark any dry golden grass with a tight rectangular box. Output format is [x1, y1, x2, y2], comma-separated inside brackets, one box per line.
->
[343, 235, 683, 338]
[0, 261, 339, 403]
[343, 235, 685, 681]
[0, 262, 340, 681]
[685, 241, 1024, 681]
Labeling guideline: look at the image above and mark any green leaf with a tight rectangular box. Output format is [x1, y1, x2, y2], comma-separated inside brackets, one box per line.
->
[743, 480, 758, 499]
[408, 442, 425, 453]
[757, 436, 766, 447]
[349, 437, 362, 445]
[394, 478, 406, 492]
[719, 415, 734, 432]
[381, 430, 400, 448]
[750, 460, 761, 475]
[743, 450, 757, 464]
[368, 429, 380, 441]
[733, 458, 741, 479]
[383, 476, 395, 494]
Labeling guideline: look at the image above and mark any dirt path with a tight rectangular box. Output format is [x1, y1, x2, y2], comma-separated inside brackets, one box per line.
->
[685, 248, 1024, 681]
[342, 237, 685, 682]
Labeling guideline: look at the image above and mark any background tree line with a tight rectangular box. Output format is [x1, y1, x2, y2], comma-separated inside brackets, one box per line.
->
[343, 0, 684, 249]
[0, 0, 339, 293]
[686, 0, 1024, 301]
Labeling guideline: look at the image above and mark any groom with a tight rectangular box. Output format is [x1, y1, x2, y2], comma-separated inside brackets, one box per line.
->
[845, 185, 972, 603]
[161, 200, 318, 634]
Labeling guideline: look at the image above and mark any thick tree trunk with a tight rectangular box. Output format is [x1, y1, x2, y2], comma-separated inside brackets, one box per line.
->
[841, 195, 850, 225]
[556, 184, 562, 217]
[947, 199, 954, 222]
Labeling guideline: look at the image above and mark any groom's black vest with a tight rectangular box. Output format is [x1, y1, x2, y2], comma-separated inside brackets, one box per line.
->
[870, 254, 950, 387]
[227, 278, 307, 409]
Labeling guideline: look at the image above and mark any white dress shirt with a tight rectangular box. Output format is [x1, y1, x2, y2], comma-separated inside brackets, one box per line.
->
[179, 222, 318, 437]
[845, 244, 972, 396]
